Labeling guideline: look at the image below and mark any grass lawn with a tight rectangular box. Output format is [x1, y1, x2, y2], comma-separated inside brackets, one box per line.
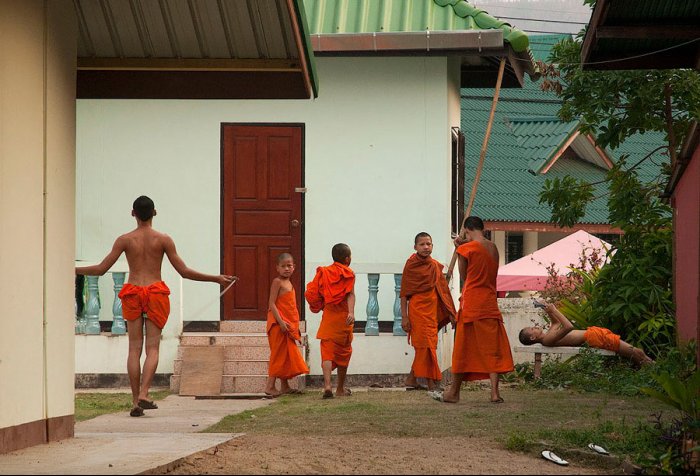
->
[204, 384, 676, 472]
[74, 390, 171, 422]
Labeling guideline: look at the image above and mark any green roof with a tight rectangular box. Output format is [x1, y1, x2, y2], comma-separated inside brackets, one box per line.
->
[462, 34, 667, 225]
[303, 0, 530, 52]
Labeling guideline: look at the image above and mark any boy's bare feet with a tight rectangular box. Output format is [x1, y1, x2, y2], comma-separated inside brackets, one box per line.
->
[336, 388, 352, 397]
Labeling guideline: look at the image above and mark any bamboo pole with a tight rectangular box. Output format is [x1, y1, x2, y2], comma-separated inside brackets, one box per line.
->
[446, 57, 507, 282]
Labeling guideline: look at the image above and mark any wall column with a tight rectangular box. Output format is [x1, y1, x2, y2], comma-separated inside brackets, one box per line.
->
[0, 0, 77, 453]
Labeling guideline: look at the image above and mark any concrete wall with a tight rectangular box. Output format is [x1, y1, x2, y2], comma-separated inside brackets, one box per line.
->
[76, 56, 455, 374]
[0, 0, 76, 450]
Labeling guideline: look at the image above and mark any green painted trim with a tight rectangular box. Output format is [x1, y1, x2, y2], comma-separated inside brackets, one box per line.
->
[433, 0, 530, 52]
[293, 0, 319, 98]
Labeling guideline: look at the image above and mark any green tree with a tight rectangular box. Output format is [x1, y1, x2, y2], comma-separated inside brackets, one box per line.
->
[537, 7, 700, 353]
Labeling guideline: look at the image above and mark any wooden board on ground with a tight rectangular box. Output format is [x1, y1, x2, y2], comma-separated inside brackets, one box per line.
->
[179, 346, 224, 396]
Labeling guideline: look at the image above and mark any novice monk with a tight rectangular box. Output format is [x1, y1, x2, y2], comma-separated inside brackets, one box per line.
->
[437, 216, 513, 404]
[400, 232, 457, 391]
[76, 196, 235, 417]
[520, 300, 654, 365]
[264, 253, 310, 397]
[305, 243, 356, 399]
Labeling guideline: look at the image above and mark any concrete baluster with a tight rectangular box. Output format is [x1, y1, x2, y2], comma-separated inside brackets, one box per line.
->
[84, 275, 101, 335]
[111, 272, 126, 335]
[393, 273, 406, 336]
[365, 273, 380, 336]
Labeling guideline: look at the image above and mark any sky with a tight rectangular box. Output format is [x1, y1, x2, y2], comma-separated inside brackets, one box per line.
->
[472, 0, 593, 35]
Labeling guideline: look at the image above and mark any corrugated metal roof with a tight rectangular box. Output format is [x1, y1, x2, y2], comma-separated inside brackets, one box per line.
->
[303, 0, 529, 52]
[509, 117, 579, 173]
[461, 34, 667, 225]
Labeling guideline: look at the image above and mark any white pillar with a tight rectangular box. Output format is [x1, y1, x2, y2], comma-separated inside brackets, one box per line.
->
[493, 230, 506, 266]
[523, 231, 539, 256]
[0, 0, 77, 451]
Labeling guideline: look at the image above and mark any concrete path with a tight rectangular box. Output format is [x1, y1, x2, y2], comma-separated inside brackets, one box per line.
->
[0, 394, 272, 475]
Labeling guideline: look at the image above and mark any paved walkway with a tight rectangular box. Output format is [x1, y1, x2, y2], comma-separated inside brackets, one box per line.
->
[0, 394, 272, 475]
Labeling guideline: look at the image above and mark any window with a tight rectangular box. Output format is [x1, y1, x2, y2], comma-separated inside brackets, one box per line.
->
[506, 232, 524, 263]
[451, 127, 465, 233]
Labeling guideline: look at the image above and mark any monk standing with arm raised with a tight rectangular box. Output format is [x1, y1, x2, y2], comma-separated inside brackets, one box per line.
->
[305, 243, 356, 399]
[76, 196, 235, 417]
[400, 232, 457, 391]
[436, 216, 513, 404]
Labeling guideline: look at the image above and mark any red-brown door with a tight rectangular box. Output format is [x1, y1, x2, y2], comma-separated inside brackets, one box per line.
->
[222, 124, 303, 320]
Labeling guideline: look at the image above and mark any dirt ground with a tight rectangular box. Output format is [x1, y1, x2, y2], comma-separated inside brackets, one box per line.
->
[159, 434, 601, 475]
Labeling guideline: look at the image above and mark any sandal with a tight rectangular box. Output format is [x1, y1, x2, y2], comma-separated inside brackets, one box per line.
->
[490, 397, 505, 404]
[129, 407, 145, 417]
[322, 390, 334, 399]
[138, 399, 158, 410]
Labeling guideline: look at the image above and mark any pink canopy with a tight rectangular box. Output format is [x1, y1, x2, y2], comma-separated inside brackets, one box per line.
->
[497, 230, 610, 292]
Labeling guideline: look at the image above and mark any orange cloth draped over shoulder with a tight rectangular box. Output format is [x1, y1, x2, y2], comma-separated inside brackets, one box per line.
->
[305, 262, 355, 370]
[118, 281, 171, 329]
[584, 326, 621, 352]
[400, 254, 457, 380]
[266, 289, 310, 379]
[452, 242, 513, 380]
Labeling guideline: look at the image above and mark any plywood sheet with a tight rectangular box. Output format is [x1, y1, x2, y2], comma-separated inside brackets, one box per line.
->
[179, 346, 224, 396]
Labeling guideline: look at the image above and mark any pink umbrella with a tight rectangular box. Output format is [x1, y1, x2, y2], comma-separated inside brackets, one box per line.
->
[497, 230, 610, 292]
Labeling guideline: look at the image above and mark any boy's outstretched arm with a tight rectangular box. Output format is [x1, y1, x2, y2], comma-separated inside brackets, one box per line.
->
[540, 301, 575, 346]
[163, 235, 235, 285]
[75, 237, 126, 276]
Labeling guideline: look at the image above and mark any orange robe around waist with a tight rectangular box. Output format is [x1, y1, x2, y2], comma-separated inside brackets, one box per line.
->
[452, 318, 514, 380]
[584, 326, 621, 352]
[266, 290, 309, 379]
[305, 263, 355, 369]
[118, 281, 171, 329]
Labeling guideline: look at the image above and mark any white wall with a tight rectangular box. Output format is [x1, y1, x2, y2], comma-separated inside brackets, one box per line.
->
[76, 56, 454, 374]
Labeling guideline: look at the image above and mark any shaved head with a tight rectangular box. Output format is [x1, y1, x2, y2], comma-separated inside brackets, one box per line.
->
[277, 252, 294, 264]
[331, 243, 351, 263]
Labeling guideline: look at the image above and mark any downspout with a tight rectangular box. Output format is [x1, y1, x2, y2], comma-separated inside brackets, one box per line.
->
[42, 1, 50, 431]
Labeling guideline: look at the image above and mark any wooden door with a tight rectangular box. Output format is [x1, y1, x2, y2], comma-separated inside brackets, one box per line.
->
[222, 124, 303, 320]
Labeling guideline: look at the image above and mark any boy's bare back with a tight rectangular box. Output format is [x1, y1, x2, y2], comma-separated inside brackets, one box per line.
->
[117, 227, 173, 286]
[546, 329, 586, 347]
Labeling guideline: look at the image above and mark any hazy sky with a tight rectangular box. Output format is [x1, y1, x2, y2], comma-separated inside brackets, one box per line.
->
[472, 0, 593, 35]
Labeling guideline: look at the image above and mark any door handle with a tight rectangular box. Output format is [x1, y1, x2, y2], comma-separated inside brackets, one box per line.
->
[291, 219, 301, 228]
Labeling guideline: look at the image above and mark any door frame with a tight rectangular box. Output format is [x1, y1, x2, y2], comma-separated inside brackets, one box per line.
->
[219, 122, 306, 321]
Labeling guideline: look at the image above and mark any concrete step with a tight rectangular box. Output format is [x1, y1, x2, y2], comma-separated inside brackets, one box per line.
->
[180, 333, 309, 348]
[176, 344, 306, 361]
[174, 359, 269, 376]
[170, 374, 306, 394]
[220, 321, 307, 333]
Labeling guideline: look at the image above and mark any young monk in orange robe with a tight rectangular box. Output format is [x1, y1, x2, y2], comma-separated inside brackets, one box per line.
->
[264, 253, 310, 397]
[519, 299, 653, 365]
[76, 196, 235, 417]
[437, 216, 513, 404]
[400, 232, 457, 390]
[305, 243, 356, 399]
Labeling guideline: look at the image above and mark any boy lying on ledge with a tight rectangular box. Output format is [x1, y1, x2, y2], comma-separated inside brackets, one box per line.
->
[518, 300, 654, 366]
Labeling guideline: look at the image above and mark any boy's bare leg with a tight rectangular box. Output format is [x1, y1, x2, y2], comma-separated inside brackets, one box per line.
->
[490, 373, 503, 402]
[279, 378, 292, 393]
[138, 318, 162, 403]
[126, 318, 144, 409]
[442, 372, 463, 403]
[618, 341, 654, 365]
[264, 377, 280, 396]
[405, 370, 418, 387]
[322, 360, 333, 394]
[336, 365, 349, 396]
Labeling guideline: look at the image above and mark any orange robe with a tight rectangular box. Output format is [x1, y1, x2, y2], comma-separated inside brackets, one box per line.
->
[266, 289, 310, 379]
[584, 326, 621, 352]
[118, 281, 171, 329]
[305, 262, 355, 370]
[401, 254, 457, 381]
[453, 242, 514, 380]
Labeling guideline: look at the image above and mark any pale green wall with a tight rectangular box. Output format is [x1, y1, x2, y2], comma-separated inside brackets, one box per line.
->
[76, 56, 455, 374]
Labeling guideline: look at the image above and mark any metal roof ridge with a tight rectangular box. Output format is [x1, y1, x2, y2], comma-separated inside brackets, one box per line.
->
[433, 0, 530, 52]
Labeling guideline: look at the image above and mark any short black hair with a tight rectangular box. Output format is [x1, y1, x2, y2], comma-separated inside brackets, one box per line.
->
[331, 243, 351, 263]
[414, 232, 432, 244]
[518, 328, 535, 346]
[133, 196, 155, 221]
[277, 252, 294, 264]
[463, 216, 484, 231]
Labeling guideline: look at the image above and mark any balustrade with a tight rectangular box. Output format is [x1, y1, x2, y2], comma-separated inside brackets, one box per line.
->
[75, 272, 127, 335]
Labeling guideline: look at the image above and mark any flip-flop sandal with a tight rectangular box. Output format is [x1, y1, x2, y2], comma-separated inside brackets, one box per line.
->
[428, 391, 444, 402]
[130, 407, 145, 417]
[541, 450, 569, 466]
[490, 397, 505, 404]
[138, 399, 158, 409]
[588, 443, 610, 455]
[322, 390, 334, 399]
